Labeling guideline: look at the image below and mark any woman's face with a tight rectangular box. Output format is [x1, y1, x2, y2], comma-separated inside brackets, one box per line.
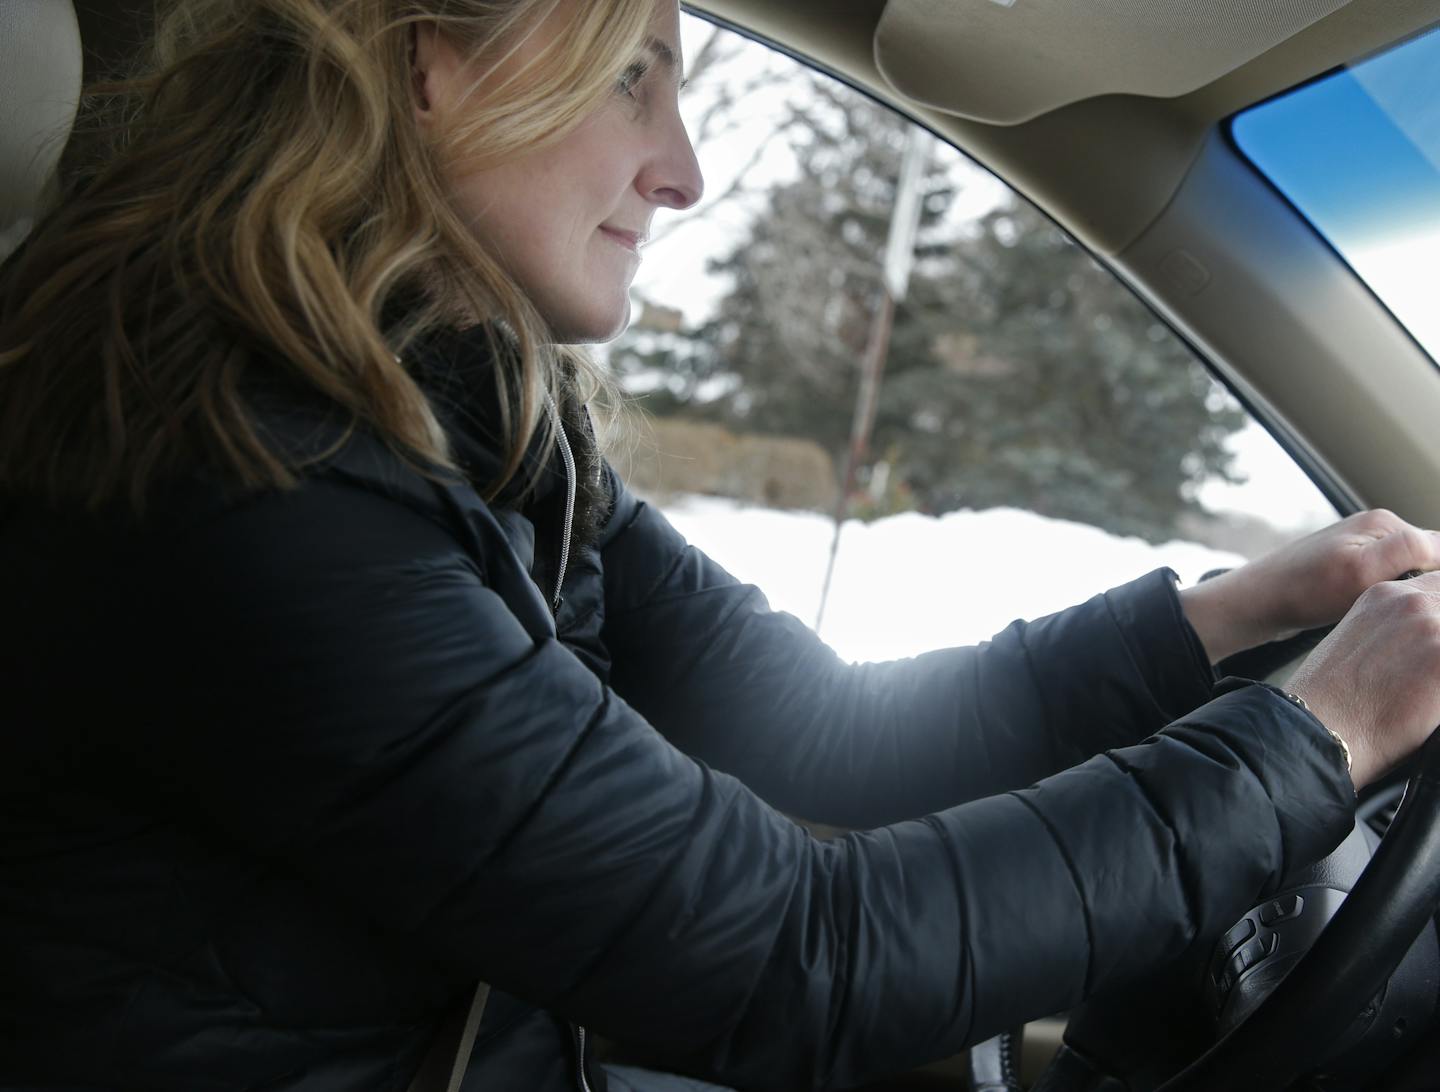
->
[414, 0, 704, 343]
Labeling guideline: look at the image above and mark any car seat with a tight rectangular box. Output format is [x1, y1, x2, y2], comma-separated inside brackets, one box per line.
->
[0, 0, 83, 262]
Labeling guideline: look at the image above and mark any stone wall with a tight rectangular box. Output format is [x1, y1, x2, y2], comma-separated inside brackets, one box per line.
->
[611, 416, 837, 512]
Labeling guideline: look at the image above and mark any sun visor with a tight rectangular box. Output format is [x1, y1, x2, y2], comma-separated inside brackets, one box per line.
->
[874, 0, 1357, 125]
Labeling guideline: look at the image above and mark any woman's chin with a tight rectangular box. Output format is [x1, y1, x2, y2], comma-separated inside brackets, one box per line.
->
[550, 299, 632, 345]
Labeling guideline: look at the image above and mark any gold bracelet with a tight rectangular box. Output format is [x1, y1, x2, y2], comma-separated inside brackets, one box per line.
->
[1280, 689, 1352, 774]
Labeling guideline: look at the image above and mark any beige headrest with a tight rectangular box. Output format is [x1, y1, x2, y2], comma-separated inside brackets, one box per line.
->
[0, 0, 83, 259]
[875, 0, 1356, 125]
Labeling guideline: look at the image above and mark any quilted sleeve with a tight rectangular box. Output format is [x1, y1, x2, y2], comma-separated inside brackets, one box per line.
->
[601, 468, 1216, 828]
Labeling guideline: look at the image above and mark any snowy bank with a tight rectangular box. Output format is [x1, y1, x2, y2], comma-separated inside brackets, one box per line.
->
[657, 495, 1248, 664]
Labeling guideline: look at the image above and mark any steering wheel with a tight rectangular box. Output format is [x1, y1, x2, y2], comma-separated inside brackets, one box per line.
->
[1149, 723, 1440, 1091]
[1030, 623, 1440, 1092]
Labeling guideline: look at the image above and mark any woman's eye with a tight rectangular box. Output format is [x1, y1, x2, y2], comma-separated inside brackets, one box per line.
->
[616, 60, 649, 99]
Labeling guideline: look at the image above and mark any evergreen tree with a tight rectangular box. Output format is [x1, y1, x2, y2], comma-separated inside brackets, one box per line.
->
[876, 199, 1247, 539]
[611, 82, 1245, 542]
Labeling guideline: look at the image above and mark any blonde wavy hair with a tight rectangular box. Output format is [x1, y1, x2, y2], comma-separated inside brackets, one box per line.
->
[0, 0, 655, 511]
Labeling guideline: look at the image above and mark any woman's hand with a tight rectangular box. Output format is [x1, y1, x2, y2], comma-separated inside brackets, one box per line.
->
[1286, 571, 1440, 788]
[1178, 509, 1440, 664]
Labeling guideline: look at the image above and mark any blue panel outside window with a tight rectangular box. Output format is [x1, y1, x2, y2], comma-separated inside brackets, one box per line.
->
[1231, 27, 1440, 361]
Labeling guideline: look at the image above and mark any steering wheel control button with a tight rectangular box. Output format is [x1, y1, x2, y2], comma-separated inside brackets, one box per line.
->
[1259, 893, 1304, 926]
[1222, 917, 1256, 954]
[1221, 922, 1255, 968]
[1211, 917, 1258, 990]
[1226, 933, 1283, 994]
[1233, 938, 1266, 977]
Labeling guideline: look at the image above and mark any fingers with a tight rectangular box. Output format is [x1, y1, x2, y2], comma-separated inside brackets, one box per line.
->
[1291, 569, 1440, 786]
[1229, 510, 1440, 647]
[1359, 571, 1440, 609]
[1352, 510, 1440, 581]
[1384, 526, 1440, 578]
[1401, 569, 1440, 596]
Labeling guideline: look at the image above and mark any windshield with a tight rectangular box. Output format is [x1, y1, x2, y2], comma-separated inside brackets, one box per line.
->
[1231, 26, 1440, 362]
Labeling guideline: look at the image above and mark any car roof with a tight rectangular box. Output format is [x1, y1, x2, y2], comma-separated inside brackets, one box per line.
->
[694, 0, 1440, 257]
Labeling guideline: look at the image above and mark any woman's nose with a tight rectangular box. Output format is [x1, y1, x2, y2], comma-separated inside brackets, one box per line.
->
[643, 116, 705, 211]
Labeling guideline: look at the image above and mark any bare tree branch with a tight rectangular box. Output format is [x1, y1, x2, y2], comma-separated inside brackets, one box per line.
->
[648, 121, 795, 247]
[682, 25, 729, 84]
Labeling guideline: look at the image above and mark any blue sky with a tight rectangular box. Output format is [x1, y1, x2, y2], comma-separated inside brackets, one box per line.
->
[1234, 27, 1440, 356]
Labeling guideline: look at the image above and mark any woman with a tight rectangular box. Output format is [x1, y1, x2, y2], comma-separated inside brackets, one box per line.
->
[3, 0, 1440, 1089]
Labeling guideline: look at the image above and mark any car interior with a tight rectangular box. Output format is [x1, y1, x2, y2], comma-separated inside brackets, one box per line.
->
[6, 0, 1440, 1088]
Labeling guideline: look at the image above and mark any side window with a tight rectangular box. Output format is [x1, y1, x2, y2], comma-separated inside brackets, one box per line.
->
[605, 16, 1336, 663]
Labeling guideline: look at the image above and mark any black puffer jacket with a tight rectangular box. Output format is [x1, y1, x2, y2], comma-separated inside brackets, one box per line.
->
[0, 328, 1355, 1091]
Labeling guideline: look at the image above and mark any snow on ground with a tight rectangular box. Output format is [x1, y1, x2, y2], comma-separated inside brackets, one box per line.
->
[656, 495, 1250, 664]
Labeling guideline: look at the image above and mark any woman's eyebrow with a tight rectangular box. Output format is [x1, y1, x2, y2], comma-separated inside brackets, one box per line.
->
[645, 37, 679, 71]
[644, 36, 690, 91]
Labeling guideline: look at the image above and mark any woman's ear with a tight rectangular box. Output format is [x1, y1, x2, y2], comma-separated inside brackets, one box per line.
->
[411, 22, 457, 127]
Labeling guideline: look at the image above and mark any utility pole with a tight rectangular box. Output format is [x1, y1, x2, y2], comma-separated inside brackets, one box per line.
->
[815, 126, 931, 635]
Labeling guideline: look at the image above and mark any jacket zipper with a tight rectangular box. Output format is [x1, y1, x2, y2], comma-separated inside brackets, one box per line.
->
[547, 397, 589, 1090]
[547, 394, 577, 615]
[572, 1023, 594, 1092]
[401, 370, 584, 1087]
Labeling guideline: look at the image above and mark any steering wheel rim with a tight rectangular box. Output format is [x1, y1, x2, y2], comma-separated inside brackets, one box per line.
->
[1151, 725, 1440, 1091]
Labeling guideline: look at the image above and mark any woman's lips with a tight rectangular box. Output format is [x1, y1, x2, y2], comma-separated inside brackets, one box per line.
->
[599, 226, 643, 253]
